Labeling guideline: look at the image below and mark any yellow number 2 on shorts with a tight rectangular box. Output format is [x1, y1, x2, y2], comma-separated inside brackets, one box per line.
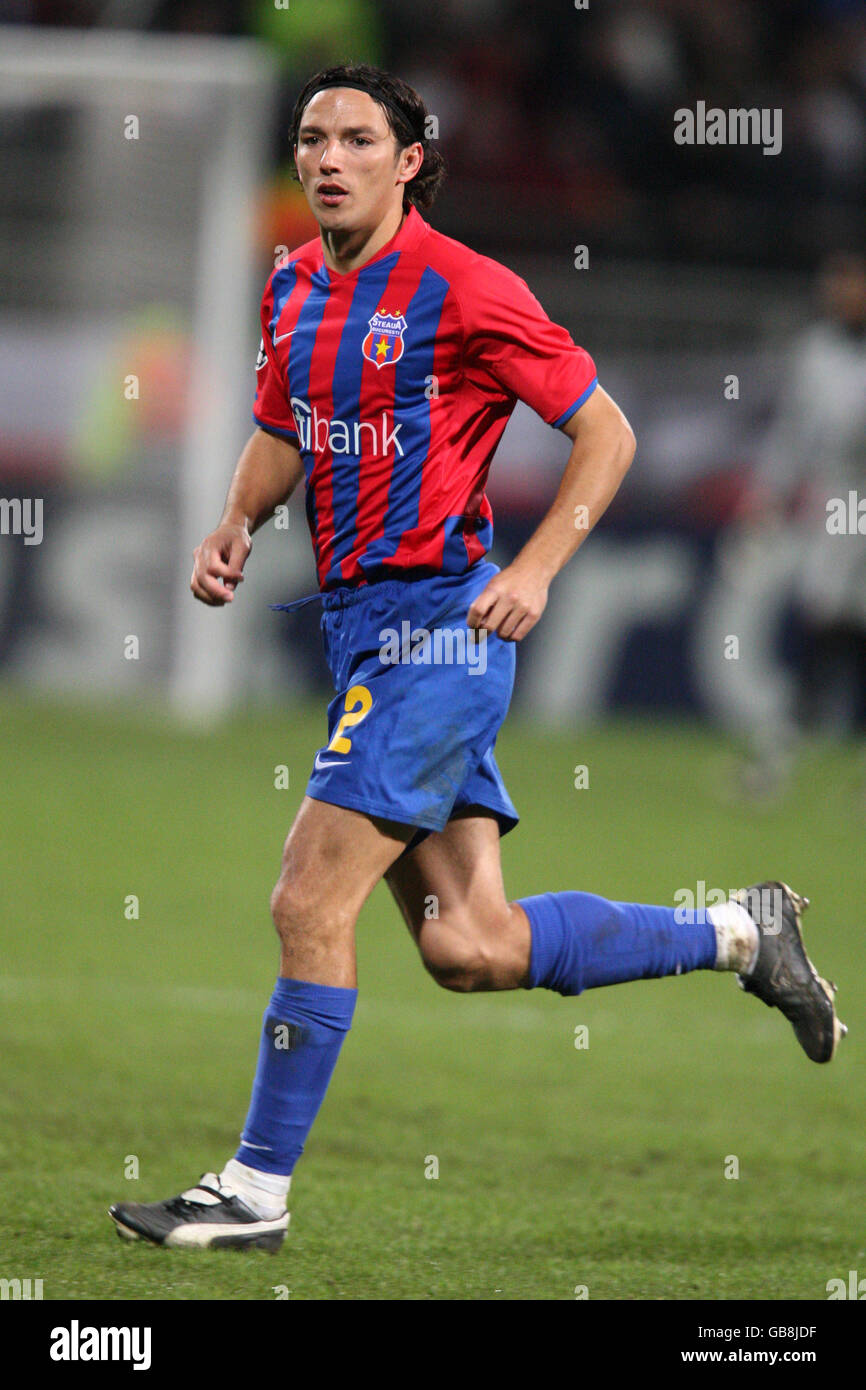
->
[327, 684, 373, 756]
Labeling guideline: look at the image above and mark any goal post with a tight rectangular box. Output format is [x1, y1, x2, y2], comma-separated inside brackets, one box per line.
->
[0, 26, 279, 721]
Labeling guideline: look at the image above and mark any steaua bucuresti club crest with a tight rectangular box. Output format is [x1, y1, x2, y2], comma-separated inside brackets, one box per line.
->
[362, 309, 407, 368]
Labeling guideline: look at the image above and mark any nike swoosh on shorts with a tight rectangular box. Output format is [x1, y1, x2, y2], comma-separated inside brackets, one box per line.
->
[314, 753, 349, 771]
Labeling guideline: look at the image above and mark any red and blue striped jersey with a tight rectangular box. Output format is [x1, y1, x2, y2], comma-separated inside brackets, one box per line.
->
[253, 204, 597, 589]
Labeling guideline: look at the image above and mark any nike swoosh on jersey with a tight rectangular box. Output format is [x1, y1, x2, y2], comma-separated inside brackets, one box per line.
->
[273, 329, 297, 345]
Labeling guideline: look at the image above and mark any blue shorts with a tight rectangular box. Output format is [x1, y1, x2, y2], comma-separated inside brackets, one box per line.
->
[302, 561, 519, 840]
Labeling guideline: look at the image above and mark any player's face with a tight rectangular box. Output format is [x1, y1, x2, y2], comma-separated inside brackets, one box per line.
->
[294, 88, 419, 232]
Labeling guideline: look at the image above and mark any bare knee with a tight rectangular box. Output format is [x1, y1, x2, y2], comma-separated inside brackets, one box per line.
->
[419, 920, 495, 992]
[270, 871, 354, 952]
[418, 903, 530, 992]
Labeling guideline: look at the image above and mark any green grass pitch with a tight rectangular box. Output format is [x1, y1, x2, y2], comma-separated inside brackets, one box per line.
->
[1, 690, 861, 1300]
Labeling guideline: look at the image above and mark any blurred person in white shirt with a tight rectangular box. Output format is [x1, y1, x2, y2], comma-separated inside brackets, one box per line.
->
[730, 250, 866, 797]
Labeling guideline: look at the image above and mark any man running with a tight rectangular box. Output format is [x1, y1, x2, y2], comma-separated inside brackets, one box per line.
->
[109, 64, 845, 1253]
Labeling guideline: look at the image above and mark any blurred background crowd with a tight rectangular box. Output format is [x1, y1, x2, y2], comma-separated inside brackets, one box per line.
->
[5, 0, 866, 264]
[1, 0, 865, 799]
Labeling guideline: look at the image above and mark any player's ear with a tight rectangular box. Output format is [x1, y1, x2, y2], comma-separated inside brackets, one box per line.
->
[397, 140, 423, 180]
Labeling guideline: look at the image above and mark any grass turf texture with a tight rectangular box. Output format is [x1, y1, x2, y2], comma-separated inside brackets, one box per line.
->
[1, 690, 861, 1301]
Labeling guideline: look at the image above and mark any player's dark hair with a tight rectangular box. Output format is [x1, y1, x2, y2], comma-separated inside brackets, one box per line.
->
[289, 63, 446, 212]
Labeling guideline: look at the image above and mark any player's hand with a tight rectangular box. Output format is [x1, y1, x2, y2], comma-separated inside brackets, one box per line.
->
[466, 563, 548, 642]
[190, 522, 251, 606]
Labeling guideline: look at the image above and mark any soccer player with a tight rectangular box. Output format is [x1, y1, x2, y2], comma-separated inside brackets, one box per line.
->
[109, 65, 846, 1252]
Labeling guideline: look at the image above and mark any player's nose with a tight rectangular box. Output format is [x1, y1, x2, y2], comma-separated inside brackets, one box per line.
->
[318, 139, 343, 170]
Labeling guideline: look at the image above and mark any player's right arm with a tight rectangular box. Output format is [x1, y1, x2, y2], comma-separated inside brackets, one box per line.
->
[190, 427, 305, 607]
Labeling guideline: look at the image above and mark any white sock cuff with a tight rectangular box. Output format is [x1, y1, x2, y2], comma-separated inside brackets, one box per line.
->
[707, 899, 759, 973]
[222, 1156, 291, 1200]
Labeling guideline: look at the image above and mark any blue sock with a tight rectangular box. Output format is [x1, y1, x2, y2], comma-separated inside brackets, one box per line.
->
[235, 976, 357, 1175]
[519, 892, 717, 995]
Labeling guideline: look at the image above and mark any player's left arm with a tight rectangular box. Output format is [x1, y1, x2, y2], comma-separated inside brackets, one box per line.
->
[467, 384, 635, 642]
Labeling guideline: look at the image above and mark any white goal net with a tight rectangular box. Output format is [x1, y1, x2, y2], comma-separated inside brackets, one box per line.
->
[0, 26, 278, 718]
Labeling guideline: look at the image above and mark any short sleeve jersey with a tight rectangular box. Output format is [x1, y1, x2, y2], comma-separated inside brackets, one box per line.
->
[253, 204, 597, 589]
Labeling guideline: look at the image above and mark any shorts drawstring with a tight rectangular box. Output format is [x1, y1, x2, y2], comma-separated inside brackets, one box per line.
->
[269, 592, 326, 614]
